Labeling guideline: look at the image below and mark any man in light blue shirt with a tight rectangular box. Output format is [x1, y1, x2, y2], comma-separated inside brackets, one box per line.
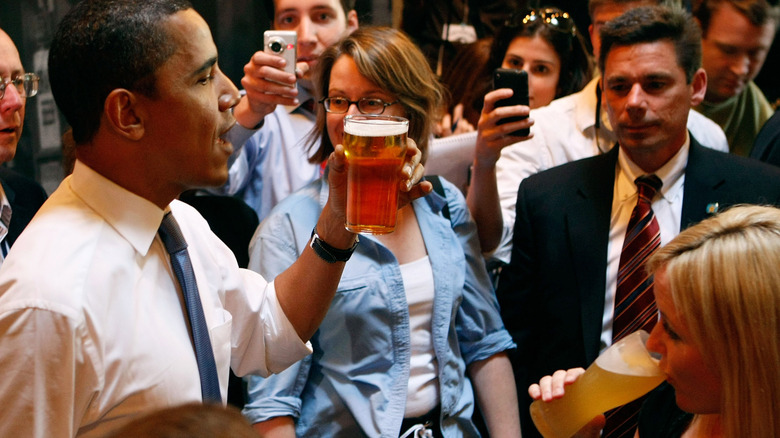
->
[220, 0, 358, 220]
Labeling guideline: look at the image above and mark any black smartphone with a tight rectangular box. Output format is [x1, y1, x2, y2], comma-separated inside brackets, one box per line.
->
[493, 68, 530, 137]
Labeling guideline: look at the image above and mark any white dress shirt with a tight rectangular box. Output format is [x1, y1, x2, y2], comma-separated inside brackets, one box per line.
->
[0, 161, 311, 438]
[493, 77, 728, 263]
[600, 135, 689, 351]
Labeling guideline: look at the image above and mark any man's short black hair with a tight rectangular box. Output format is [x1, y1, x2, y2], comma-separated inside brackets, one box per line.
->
[599, 5, 702, 83]
[49, 0, 193, 144]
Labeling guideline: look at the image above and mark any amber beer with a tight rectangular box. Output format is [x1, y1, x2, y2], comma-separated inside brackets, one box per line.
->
[343, 115, 408, 234]
[530, 330, 665, 438]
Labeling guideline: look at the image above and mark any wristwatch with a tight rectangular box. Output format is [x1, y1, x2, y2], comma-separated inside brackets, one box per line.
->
[309, 227, 359, 263]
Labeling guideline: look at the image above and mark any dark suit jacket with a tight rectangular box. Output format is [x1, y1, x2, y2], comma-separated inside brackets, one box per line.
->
[751, 110, 780, 168]
[0, 167, 47, 248]
[497, 138, 780, 438]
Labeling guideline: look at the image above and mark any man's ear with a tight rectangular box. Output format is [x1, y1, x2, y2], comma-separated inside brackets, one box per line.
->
[346, 10, 359, 34]
[104, 89, 144, 141]
[690, 67, 707, 106]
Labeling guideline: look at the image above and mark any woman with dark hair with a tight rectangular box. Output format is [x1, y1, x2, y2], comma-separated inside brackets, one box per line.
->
[488, 7, 593, 107]
[466, 7, 594, 253]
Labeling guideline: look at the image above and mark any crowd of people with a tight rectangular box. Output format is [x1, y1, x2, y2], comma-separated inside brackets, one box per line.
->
[0, 0, 778, 437]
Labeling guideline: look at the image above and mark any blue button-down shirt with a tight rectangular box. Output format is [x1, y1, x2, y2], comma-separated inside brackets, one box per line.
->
[242, 177, 515, 437]
[220, 87, 321, 222]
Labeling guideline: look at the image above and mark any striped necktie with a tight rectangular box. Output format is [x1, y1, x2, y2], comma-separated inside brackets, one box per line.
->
[158, 212, 222, 403]
[0, 204, 12, 259]
[604, 174, 662, 438]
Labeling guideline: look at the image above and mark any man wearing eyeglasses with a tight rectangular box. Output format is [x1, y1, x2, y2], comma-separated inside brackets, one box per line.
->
[0, 28, 47, 266]
[212, 0, 358, 222]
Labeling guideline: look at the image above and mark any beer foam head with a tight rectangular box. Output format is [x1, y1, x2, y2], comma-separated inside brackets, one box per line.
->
[596, 331, 662, 376]
[344, 117, 408, 137]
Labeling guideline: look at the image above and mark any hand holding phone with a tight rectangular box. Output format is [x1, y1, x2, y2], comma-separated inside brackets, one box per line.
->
[264, 30, 297, 86]
[493, 68, 530, 137]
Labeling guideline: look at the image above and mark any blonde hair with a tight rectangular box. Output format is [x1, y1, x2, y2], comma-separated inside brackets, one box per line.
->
[307, 26, 444, 164]
[649, 205, 780, 437]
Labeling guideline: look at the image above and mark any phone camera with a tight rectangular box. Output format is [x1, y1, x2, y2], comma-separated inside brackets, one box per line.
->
[268, 37, 285, 54]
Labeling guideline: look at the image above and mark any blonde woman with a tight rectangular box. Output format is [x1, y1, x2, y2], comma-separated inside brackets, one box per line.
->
[530, 204, 780, 437]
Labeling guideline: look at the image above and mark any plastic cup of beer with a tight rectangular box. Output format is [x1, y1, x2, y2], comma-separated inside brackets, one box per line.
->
[530, 330, 665, 438]
[343, 115, 409, 234]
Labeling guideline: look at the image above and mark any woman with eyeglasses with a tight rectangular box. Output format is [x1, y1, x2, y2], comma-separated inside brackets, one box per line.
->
[241, 27, 520, 438]
[466, 7, 594, 254]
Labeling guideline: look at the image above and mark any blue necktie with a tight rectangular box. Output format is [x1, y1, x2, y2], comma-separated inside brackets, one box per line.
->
[158, 212, 222, 403]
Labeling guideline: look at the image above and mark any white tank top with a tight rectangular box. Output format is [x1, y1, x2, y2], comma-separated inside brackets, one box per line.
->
[400, 255, 440, 417]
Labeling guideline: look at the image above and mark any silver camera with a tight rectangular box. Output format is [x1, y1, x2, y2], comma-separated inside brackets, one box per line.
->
[264, 30, 297, 81]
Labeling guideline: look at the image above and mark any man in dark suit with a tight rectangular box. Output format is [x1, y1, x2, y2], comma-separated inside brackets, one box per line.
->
[497, 6, 780, 438]
[0, 28, 47, 262]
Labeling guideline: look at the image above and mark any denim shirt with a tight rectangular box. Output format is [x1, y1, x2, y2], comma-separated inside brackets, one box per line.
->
[242, 177, 515, 437]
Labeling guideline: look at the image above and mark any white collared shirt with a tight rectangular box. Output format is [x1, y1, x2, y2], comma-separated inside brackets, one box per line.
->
[600, 135, 689, 350]
[0, 161, 311, 437]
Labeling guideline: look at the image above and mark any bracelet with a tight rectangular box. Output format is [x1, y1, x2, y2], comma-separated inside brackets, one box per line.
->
[309, 227, 358, 263]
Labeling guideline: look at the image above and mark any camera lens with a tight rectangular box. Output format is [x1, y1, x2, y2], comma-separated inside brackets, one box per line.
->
[269, 38, 284, 53]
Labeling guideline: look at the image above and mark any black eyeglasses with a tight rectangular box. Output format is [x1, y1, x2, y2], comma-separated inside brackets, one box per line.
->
[0, 73, 39, 100]
[319, 97, 399, 115]
[507, 8, 576, 36]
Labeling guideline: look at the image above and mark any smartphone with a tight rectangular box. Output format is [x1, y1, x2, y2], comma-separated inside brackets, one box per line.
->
[264, 30, 297, 86]
[493, 68, 530, 137]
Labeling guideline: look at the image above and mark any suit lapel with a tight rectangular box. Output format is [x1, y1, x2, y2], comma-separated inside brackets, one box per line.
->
[681, 138, 726, 229]
[565, 147, 618, 363]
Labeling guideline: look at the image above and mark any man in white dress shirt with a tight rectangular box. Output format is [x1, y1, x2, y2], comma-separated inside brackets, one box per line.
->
[0, 1, 425, 437]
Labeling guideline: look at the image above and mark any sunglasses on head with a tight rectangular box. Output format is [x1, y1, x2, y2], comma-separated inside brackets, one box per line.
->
[506, 7, 576, 36]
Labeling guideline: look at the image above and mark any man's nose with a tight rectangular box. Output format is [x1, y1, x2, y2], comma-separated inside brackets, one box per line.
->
[297, 16, 316, 44]
[0, 83, 25, 113]
[626, 83, 647, 109]
[217, 70, 240, 112]
[729, 53, 750, 77]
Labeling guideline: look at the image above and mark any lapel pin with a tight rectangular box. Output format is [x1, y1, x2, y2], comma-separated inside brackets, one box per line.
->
[706, 202, 719, 214]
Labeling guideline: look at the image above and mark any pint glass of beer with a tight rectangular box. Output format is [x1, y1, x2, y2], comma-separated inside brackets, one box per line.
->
[343, 115, 409, 234]
[530, 330, 665, 438]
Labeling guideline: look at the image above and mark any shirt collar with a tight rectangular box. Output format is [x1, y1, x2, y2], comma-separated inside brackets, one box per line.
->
[69, 160, 166, 256]
[285, 86, 314, 115]
[617, 132, 689, 202]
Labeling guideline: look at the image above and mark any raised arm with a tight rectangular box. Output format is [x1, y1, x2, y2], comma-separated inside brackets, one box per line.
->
[466, 88, 533, 252]
[273, 140, 429, 341]
[232, 50, 304, 129]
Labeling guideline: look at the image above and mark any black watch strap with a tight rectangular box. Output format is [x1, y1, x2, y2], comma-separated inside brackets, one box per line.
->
[309, 227, 358, 263]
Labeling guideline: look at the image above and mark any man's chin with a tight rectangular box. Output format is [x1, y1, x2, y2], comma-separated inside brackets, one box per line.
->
[0, 143, 18, 164]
